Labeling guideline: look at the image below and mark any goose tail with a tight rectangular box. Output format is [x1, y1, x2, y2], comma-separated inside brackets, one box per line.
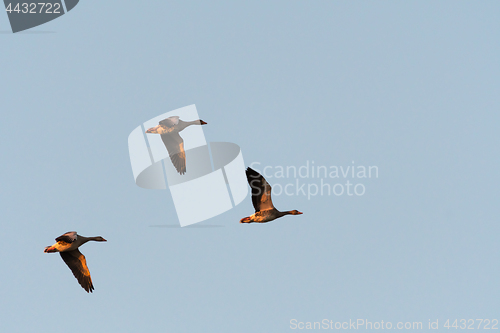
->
[44, 246, 57, 253]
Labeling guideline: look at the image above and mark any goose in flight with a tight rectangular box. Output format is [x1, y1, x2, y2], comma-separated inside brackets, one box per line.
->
[44, 231, 107, 293]
[145, 116, 207, 175]
[240, 167, 303, 223]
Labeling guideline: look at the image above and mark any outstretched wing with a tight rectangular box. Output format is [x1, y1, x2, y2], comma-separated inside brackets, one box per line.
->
[161, 132, 186, 175]
[159, 116, 180, 128]
[60, 249, 94, 293]
[55, 231, 77, 243]
[246, 167, 274, 212]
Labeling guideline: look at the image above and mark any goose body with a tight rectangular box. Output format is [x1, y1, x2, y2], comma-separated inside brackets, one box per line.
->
[240, 167, 302, 223]
[145, 116, 207, 175]
[44, 231, 107, 293]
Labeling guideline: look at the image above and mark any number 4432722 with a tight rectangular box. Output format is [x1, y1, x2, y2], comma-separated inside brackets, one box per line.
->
[5, 3, 62, 14]
[444, 319, 498, 330]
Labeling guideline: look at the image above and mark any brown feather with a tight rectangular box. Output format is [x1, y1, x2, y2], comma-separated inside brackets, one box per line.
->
[161, 132, 186, 174]
[246, 167, 275, 212]
[60, 249, 94, 293]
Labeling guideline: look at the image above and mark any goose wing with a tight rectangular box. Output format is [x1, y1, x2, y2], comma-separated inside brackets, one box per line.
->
[246, 167, 274, 212]
[159, 116, 179, 128]
[60, 249, 94, 293]
[55, 231, 77, 243]
[161, 132, 186, 175]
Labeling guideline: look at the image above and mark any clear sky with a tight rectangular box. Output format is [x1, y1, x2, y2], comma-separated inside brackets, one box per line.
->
[1, 1, 499, 332]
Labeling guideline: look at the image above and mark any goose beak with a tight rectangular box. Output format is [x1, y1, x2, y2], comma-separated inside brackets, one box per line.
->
[240, 217, 251, 223]
[200, 120, 207, 125]
[102, 238, 107, 242]
[297, 211, 303, 215]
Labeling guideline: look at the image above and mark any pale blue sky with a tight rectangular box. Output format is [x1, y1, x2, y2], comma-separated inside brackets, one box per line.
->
[1, 1, 499, 332]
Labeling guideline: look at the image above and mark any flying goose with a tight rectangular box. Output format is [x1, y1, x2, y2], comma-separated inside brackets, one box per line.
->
[240, 167, 303, 223]
[145, 116, 207, 175]
[44, 231, 107, 293]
